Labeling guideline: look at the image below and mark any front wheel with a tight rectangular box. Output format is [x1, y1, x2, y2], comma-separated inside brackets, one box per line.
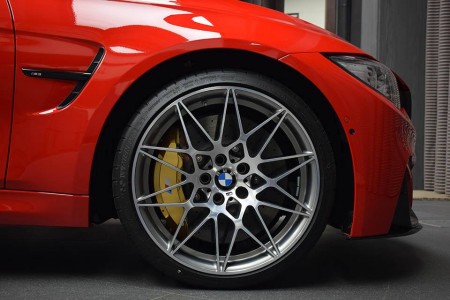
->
[113, 70, 335, 288]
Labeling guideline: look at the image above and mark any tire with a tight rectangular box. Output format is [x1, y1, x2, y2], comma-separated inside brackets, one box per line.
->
[113, 70, 335, 288]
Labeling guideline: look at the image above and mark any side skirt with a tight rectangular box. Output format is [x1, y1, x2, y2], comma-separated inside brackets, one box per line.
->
[0, 190, 88, 227]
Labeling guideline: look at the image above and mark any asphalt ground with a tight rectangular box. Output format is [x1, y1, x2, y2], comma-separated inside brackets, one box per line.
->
[0, 199, 449, 299]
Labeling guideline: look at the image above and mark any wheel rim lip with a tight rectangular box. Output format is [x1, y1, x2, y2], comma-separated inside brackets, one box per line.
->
[131, 85, 321, 275]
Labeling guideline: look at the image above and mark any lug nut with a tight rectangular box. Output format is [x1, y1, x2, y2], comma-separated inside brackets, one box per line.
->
[232, 146, 240, 153]
[196, 155, 203, 162]
[236, 187, 249, 199]
[213, 193, 225, 205]
[215, 154, 227, 166]
[199, 173, 211, 185]
[237, 163, 250, 175]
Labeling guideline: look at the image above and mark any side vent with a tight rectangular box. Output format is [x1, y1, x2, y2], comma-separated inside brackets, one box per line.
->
[22, 47, 105, 109]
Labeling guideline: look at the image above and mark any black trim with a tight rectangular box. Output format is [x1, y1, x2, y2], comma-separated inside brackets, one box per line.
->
[86, 47, 105, 73]
[22, 69, 91, 81]
[348, 224, 422, 240]
[395, 74, 412, 117]
[349, 171, 422, 240]
[21, 47, 105, 109]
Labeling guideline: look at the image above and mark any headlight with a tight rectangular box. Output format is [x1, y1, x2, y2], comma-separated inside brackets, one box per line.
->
[328, 56, 401, 109]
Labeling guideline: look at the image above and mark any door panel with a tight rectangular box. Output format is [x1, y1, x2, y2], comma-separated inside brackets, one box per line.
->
[0, 1, 15, 188]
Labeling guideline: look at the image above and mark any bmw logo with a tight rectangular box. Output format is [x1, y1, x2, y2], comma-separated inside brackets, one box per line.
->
[215, 169, 236, 190]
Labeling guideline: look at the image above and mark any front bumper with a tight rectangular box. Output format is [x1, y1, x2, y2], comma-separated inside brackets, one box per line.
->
[386, 167, 422, 237]
[280, 53, 417, 238]
[353, 168, 422, 239]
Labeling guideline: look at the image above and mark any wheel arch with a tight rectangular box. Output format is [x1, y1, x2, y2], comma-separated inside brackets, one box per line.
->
[89, 48, 354, 230]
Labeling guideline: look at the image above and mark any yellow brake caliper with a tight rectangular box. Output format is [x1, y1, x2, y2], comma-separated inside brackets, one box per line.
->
[153, 129, 188, 236]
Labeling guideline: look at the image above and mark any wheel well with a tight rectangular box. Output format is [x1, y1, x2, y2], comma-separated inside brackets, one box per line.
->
[89, 49, 354, 230]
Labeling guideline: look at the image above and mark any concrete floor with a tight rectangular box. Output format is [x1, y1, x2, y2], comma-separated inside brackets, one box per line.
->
[0, 200, 449, 299]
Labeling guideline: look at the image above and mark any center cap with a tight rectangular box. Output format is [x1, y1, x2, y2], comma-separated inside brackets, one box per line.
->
[215, 168, 236, 190]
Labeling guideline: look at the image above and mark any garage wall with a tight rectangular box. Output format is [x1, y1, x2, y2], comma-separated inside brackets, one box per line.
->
[241, 0, 284, 12]
[284, 0, 326, 28]
[424, 0, 450, 194]
[353, 0, 427, 189]
[379, 0, 427, 190]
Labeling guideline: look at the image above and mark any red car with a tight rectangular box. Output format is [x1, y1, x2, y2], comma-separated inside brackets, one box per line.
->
[0, 0, 419, 288]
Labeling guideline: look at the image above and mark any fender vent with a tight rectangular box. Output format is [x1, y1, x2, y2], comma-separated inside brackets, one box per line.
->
[22, 47, 105, 109]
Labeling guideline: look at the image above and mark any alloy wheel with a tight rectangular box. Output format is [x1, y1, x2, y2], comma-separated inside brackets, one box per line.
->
[131, 86, 320, 275]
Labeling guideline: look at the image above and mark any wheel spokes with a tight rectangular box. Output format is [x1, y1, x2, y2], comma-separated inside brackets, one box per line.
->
[135, 180, 189, 203]
[179, 101, 215, 145]
[258, 201, 311, 217]
[231, 89, 245, 137]
[242, 227, 276, 258]
[261, 152, 314, 163]
[172, 215, 211, 254]
[168, 209, 189, 252]
[133, 85, 321, 275]
[140, 145, 189, 154]
[273, 185, 313, 213]
[274, 157, 316, 182]
[139, 150, 191, 177]
[256, 111, 287, 158]
[223, 227, 239, 272]
[255, 208, 280, 255]
[245, 109, 285, 139]
[176, 103, 193, 150]
[214, 217, 221, 272]
[218, 89, 231, 144]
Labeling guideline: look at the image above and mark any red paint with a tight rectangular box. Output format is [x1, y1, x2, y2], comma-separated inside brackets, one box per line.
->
[0, 1, 15, 188]
[0, 0, 414, 237]
[4, 0, 360, 194]
[0, 190, 88, 227]
[281, 53, 415, 237]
